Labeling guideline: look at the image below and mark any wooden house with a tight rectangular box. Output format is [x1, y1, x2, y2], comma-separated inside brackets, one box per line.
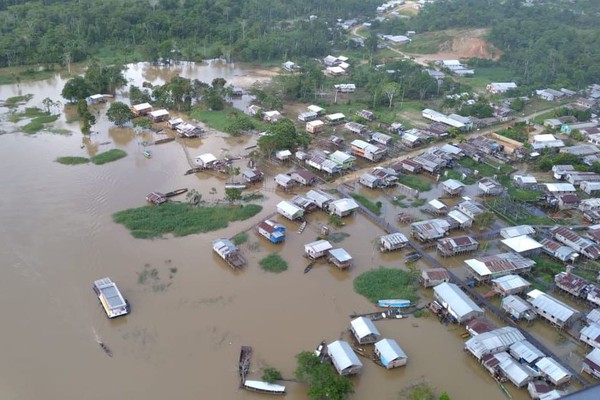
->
[582, 348, 600, 379]
[374, 339, 407, 369]
[328, 248, 352, 270]
[304, 240, 333, 259]
[345, 122, 368, 135]
[436, 235, 479, 257]
[212, 238, 246, 269]
[291, 169, 318, 186]
[371, 132, 393, 146]
[131, 102, 152, 116]
[167, 117, 184, 129]
[327, 340, 363, 376]
[478, 177, 504, 196]
[421, 268, 450, 288]
[242, 168, 264, 184]
[149, 109, 169, 122]
[292, 195, 317, 212]
[350, 317, 380, 344]
[329, 198, 359, 217]
[379, 232, 409, 252]
[306, 120, 324, 134]
[87, 94, 105, 104]
[359, 173, 381, 189]
[442, 179, 465, 196]
[276, 201, 304, 221]
[256, 220, 286, 244]
[298, 111, 318, 122]
[274, 174, 294, 190]
[350, 139, 386, 162]
[306, 189, 336, 211]
[263, 110, 283, 123]
[492, 275, 531, 296]
[329, 151, 356, 169]
[275, 150, 292, 162]
[195, 153, 218, 169]
[501, 295, 535, 321]
[356, 109, 375, 121]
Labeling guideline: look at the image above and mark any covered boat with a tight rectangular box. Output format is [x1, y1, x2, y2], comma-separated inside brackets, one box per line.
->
[93, 278, 130, 318]
[242, 380, 286, 395]
[377, 299, 412, 308]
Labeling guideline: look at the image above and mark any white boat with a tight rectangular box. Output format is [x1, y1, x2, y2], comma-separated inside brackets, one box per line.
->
[243, 380, 286, 395]
[377, 299, 412, 308]
[93, 278, 130, 318]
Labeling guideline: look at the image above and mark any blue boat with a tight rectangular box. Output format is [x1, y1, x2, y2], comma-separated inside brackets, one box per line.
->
[378, 299, 412, 308]
[143, 150, 152, 158]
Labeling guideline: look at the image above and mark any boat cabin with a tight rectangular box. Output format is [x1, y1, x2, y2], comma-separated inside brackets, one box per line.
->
[146, 192, 167, 205]
[243, 380, 286, 395]
[93, 278, 129, 319]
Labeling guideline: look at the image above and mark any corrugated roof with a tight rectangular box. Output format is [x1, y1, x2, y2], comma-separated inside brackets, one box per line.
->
[327, 340, 362, 370]
[465, 252, 535, 277]
[350, 317, 380, 339]
[380, 232, 408, 246]
[580, 323, 600, 344]
[492, 275, 530, 292]
[423, 268, 450, 282]
[509, 340, 544, 364]
[585, 348, 600, 368]
[535, 357, 571, 383]
[499, 356, 535, 386]
[442, 179, 465, 190]
[330, 198, 359, 213]
[304, 240, 333, 253]
[375, 338, 407, 365]
[528, 291, 579, 323]
[587, 309, 600, 324]
[465, 327, 525, 359]
[429, 199, 448, 210]
[500, 225, 536, 239]
[501, 235, 543, 253]
[434, 282, 483, 320]
[501, 295, 531, 314]
[277, 201, 303, 216]
[329, 248, 352, 262]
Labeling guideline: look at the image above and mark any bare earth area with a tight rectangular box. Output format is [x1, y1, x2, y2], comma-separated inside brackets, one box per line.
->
[409, 28, 502, 64]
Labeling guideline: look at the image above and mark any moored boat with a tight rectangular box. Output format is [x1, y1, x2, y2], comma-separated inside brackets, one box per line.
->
[164, 188, 188, 197]
[93, 278, 130, 319]
[377, 299, 412, 308]
[242, 380, 286, 396]
[314, 340, 326, 358]
[239, 345, 252, 384]
[184, 167, 203, 175]
[154, 137, 175, 145]
[143, 150, 152, 158]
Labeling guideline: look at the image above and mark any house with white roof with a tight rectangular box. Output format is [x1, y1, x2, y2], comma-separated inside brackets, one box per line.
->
[329, 198, 360, 217]
[350, 317, 381, 344]
[329, 151, 356, 169]
[433, 282, 484, 323]
[464, 326, 525, 360]
[195, 153, 218, 168]
[327, 340, 363, 375]
[374, 338, 408, 369]
[527, 289, 581, 328]
[379, 232, 409, 252]
[465, 253, 535, 282]
[500, 225, 535, 239]
[535, 357, 571, 386]
[276, 201, 304, 221]
[442, 179, 465, 196]
[501, 295, 535, 321]
[492, 275, 531, 296]
[487, 82, 518, 94]
[350, 139, 386, 162]
[306, 189, 335, 210]
[501, 235, 543, 256]
[580, 323, 600, 349]
[304, 240, 333, 259]
[509, 340, 544, 365]
[582, 348, 600, 379]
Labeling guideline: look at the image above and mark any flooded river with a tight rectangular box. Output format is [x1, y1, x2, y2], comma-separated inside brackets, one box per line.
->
[0, 62, 530, 399]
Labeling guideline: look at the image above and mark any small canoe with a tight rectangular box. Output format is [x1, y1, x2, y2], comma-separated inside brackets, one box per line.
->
[378, 299, 412, 308]
[304, 262, 314, 274]
[243, 380, 286, 396]
[143, 150, 152, 158]
[99, 342, 113, 357]
[165, 188, 188, 197]
[225, 184, 247, 190]
[314, 340, 326, 357]
[184, 167, 203, 175]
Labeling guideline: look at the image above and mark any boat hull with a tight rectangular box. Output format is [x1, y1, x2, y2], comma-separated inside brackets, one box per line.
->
[377, 299, 411, 308]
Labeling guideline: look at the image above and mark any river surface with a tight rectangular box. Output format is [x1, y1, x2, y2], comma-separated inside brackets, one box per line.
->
[0, 62, 547, 400]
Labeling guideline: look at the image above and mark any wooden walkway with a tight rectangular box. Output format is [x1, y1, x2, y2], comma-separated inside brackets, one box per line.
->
[336, 186, 590, 387]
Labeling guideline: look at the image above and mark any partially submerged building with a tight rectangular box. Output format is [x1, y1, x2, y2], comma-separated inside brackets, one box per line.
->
[582, 348, 600, 379]
[551, 226, 600, 259]
[327, 340, 363, 376]
[304, 240, 333, 259]
[329, 198, 360, 217]
[379, 232, 409, 252]
[492, 275, 531, 296]
[374, 339, 408, 369]
[464, 326, 525, 360]
[465, 253, 535, 282]
[535, 357, 571, 386]
[328, 248, 353, 270]
[350, 317, 381, 344]
[421, 268, 450, 288]
[306, 189, 336, 211]
[501, 295, 536, 321]
[436, 235, 479, 257]
[433, 282, 484, 323]
[256, 219, 286, 244]
[527, 289, 581, 328]
[276, 201, 304, 221]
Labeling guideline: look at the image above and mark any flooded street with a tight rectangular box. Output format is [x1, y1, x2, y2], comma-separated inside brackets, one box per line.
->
[1, 62, 530, 400]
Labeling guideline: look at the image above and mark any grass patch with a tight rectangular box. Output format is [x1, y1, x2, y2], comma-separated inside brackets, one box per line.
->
[403, 32, 452, 54]
[259, 253, 288, 273]
[397, 175, 432, 192]
[56, 156, 90, 165]
[458, 157, 513, 177]
[328, 231, 350, 243]
[412, 198, 426, 207]
[113, 202, 263, 239]
[90, 149, 127, 165]
[4, 94, 33, 108]
[133, 117, 152, 128]
[456, 66, 514, 91]
[349, 193, 382, 215]
[22, 114, 59, 134]
[232, 232, 249, 245]
[354, 267, 419, 304]
[507, 187, 542, 202]
[530, 255, 565, 279]
[190, 107, 269, 133]
[413, 309, 430, 318]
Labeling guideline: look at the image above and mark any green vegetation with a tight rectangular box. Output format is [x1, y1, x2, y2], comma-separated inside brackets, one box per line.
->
[398, 175, 432, 192]
[107, 101, 135, 126]
[349, 193, 382, 216]
[403, 31, 452, 54]
[22, 113, 59, 134]
[413, 309, 430, 318]
[9, 107, 59, 134]
[232, 232, 249, 246]
[328, 232, 350, 244]
[496, 123, 528, 143]
[132, 117, 152, 128]
[113, 203, 263, 239]
[329, 214, 343, 228]
[295, 352, 353, 400]
[412, 198, 426, 207]
[486, 197, 555, 226]
[262, 368, 283, 384]
[190, 108, 268, 134]
[259, 253, 288, 273]
[507, 187, 542, 202]
[473, 210, 495, 230]
[56, 156, 90, 165]
[354, 267, 419, 304]
[458, 157, 512, 177]
[90, 149, 127, 165]
[402, 383, 436, 400]
[4, 94, 33, 108]
[456, 66, 514, 91]
[530, 255, 565, 284]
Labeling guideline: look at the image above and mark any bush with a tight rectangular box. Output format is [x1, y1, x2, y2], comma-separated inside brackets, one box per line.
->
[260, 253, 288, 273]
[354, 267, 419, 304]
[349, 193, 381, 215]
[262, 368, 283, 384]
[398, 175, 432, 192]
[232, 232, 249, 245]
[90, 149, 127, 165]
[56, 156, 90, 165]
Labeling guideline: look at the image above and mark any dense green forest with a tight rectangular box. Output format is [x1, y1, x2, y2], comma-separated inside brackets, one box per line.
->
[407, 0, 600, 88]
[0, 0, 380, 67]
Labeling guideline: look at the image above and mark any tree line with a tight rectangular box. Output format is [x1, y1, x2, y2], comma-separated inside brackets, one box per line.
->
[0, 0, 382, 67]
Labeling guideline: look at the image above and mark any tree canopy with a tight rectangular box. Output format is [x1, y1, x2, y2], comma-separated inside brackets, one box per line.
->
[257, 118, 311, 156]
[295, 352, 353, 400]
[106, 101, 134, 126]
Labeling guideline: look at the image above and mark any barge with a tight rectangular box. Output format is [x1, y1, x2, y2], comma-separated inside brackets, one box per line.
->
[93, 278, 130, 319]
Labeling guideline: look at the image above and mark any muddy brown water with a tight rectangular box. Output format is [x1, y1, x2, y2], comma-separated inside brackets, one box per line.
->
[0, 62, 542, 399]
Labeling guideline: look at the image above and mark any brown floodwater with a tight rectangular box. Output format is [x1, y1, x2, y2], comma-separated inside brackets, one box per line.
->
[0, 62, 542, 400]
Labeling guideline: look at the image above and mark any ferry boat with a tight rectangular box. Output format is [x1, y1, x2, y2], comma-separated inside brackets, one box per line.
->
[93, 278, 130, 319]
[377, 299, 412, 308]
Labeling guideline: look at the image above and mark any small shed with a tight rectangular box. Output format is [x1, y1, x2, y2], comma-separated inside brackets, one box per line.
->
[307, 105, 325, 115]
[350, 317, 381, 344]
[242, 168, 264, 184]
[328, 248, 353, 270]
[195, 153, 218, 168]
[327, 340, 363, 376]
[379, 232, 409, 252]
[276, 201, 304, 221]
[274, 174, 295, 190]
[291, 169, 318, 186]
[167, 117, 184, 129]
[131, 102, 152, 116]
[304, 240, 333, 259]
[306, 120, 324, 134]
[442, 179, 466, 196]
[275, 150, 292, 161]
[428, 199, 449, 215]
[329, 198, 360, 217]
[374, 339, 407, 369]
[88, 94, 105, 104]
[421, 268, 450, 288]
[325, 113, 346, 124]
[256, 220, 286, 244]
[149, 109, 169, 122]
[359, 173, 381, 189]
[501, 295, 535, 321]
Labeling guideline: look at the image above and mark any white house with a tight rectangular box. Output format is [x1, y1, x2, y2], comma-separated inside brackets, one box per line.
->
[374, 338, 408, 369]
[304, 240, 333, 259]
[350, 317, 381, 344]
[276, 201, 304, 221]
[329, 198, 360, 217]
[327, 340, 363, 376]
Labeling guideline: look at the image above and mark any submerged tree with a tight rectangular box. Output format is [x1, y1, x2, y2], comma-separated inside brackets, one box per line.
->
[107, 101, 134, 126]
[295, 352, 353, 400]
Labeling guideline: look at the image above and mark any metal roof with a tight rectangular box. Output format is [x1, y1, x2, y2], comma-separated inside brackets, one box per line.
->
[330, 198, 359, 213]
[195, 153, 217, 164]
[585, 348, 600, 367]
[276, 201, 303, 217]
[527, 291, 579, 323]
[442, 179, 465, 190]
[509, 340, 544, 364]
[360, 173, 380, 183]
[327, 340, 362, 370]
[94, 278, 126, 309]
[465, 327, 525, 359]
[465, 252, 535, 277]
[580, 323, 600, 344]
[350, 317, 380, 339]
[447, 209, 471, 225]
[433, 282, 483, 320]
[545, 183, 576, 192]
[492, 275, 530, 292]
[587, 309, 600, 324]
[375, 338, 407, 365]
[304, 240, 333, 253]
[243, 380, 286, 393]
[535, 357, 571, 383]
[380, 232, 408, 246]
[306, 189, 335, 205]
[149, 109, 169, 117]
[499, 355, 535, 386]
[501, 235, 543, 253]
[429, 199, 448, 210]
[330, 150, 355, 163]
[501, 295, 531, 314]
[329, 248, 352, 262]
